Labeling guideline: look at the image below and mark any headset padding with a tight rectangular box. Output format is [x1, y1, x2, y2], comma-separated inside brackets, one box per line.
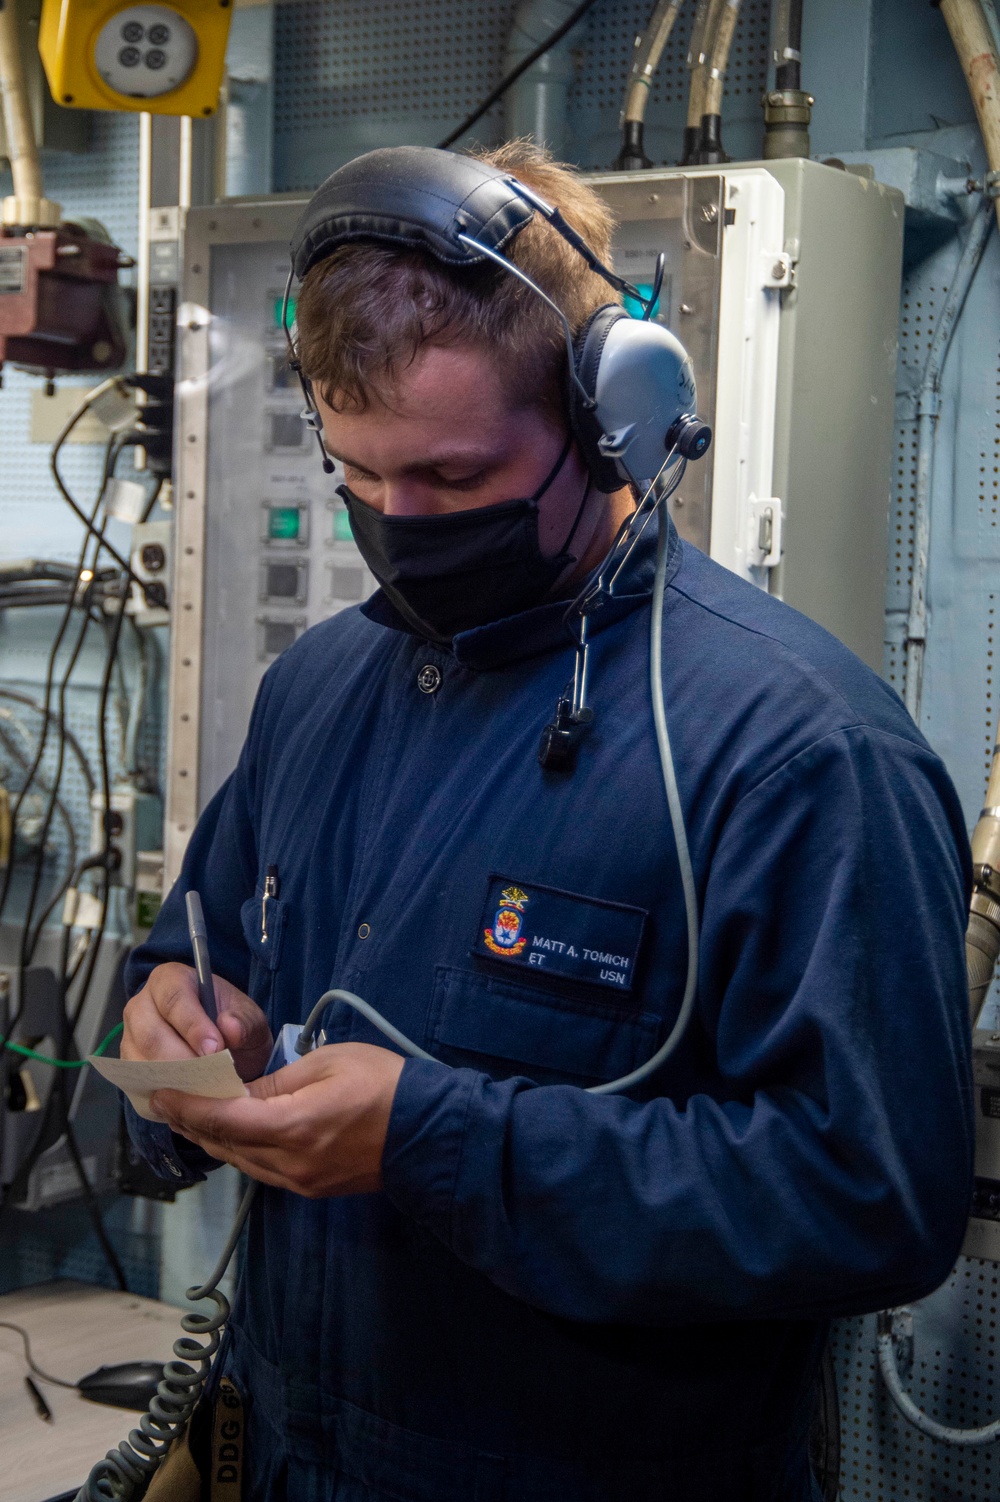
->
[570, 304, 630, 494]
[290, 147, 535, 280]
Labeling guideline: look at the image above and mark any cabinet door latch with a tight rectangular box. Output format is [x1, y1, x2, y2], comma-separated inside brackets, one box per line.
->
[749, 497, 783, 567]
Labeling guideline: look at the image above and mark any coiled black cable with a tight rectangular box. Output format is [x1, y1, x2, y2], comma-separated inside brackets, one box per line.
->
[74, 1183, 256, 1502]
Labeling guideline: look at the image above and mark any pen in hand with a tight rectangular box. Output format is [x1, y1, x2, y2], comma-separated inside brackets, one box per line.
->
[185, 891, 218, 1029]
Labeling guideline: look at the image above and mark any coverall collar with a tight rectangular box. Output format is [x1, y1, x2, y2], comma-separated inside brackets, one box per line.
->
[359, 511, 683, 671]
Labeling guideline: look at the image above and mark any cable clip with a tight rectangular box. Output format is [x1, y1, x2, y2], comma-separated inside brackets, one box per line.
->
[537, 696, 594, 772]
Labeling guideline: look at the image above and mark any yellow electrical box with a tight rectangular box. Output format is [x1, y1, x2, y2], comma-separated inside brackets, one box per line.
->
[38, 0, 233, 116]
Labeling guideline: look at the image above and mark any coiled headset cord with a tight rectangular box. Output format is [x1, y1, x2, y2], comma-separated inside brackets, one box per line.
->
[73, 1184, 256, 1502]
[77, 497, 698, 1500]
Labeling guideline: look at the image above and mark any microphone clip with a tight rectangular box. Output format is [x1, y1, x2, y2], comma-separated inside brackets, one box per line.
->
[538, 613, 595, 773]
[538, 695, 594, 772]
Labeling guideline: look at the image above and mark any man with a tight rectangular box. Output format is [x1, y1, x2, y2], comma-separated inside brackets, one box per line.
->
[123, 142, 973, 1501]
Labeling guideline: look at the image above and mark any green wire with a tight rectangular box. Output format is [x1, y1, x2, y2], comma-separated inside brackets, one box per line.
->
[0, 1021, 123, 1069]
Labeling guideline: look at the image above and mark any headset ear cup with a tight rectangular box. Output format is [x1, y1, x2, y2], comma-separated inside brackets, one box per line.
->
[570, 304, 631, 493]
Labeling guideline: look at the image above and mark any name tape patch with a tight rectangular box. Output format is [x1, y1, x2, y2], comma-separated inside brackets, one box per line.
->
[474, 874, 647, 992]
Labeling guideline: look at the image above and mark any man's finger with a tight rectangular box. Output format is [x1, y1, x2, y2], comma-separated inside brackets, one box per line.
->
[213, 979, 273, 1050]
[245, 1050, 341, 1099]
[151, 1087, 301, 1147]
[121, 993, 200, 1063]
[244, 1042, 401, 1099]
[147, 965, 225, 1056]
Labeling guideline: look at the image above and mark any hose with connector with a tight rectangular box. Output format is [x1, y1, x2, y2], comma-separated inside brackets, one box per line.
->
[762, 0, 813, 158]
[613, 0, 686, 171]
[681, 0, 722, 162]
[692, 0, 742, 163]
[0, 0, 59, 226]
[939, 0, 1000, 232]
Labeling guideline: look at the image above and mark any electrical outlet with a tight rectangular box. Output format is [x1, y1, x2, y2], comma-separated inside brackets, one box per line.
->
[90, 787, 162, 889]
[129, 518, 171, 626]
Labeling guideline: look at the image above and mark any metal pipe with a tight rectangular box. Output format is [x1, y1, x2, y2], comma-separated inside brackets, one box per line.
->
[940, 0, 1000, 233]
[502, 0, 578, 157]
[135, 113, 152, 375]
[0, 0, 58, 226]
[932, 6, 1000, 1022]
[981, 0, 1000, 55]
[614, 0, 685, 170]
[904, 196, 994, 728]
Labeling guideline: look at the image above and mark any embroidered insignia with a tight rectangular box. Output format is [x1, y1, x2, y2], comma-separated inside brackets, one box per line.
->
[483, 886, 530, 957]
[474, 874, 648, 991]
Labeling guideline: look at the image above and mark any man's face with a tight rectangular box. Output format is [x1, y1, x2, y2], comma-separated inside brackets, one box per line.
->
[315, 341, 600, 561]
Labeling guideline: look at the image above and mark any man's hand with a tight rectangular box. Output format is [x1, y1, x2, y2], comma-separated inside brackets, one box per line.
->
[122, 962, 274, 1083]
[149, 1043, 406, 1197]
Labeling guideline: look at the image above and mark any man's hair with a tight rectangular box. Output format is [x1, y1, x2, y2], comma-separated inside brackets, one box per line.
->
[295, 141, 618, 417]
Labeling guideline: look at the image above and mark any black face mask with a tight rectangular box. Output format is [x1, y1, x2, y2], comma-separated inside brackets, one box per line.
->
[337, 436, 590, 644]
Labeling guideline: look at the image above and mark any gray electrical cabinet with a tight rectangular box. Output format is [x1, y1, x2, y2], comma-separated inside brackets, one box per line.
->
[587, 160, 905, 671]
[167, 202, 375, 884]
[166, 167, 904, 883]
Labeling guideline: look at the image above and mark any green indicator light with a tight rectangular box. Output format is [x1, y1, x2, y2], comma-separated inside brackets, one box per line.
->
[269, 506, 301, 540]
[274, 294, 297, 330]
[334, 511, 353, 542]
[623, 283, 660, 320]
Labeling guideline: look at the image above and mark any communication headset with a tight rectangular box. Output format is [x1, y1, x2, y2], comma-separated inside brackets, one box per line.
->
[283, 145, 712, 770]
[283, 145, 711, 496]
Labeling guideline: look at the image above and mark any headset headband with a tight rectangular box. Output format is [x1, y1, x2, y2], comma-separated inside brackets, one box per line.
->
[290, 146, 533, 280]
[289, 144, 652, 307]
[285, 146, 692, 491]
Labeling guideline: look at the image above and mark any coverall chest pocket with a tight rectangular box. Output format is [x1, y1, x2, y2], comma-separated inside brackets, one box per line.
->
[427, 964, 660, 1087]
[239, 889, 288, 1012]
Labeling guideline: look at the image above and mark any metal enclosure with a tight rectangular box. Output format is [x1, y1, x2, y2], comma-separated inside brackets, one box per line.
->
[168, 201, 372, 884]
[588, 161, 905, 670]
[168, 169, 904, 879]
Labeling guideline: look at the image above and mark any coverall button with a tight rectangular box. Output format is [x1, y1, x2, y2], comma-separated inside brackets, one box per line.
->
[417, 663, 442, 694]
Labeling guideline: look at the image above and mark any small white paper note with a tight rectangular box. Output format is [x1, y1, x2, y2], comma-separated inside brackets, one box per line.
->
[89, 1049, 248, 1121]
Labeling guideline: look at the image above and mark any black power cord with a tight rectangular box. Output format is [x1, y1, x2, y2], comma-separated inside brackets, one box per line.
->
[0, 432, 120, 936]
[0, 687, 97, 796]
[5, 518, 157, 1287]
[0, 722, 78, 880]
[0, 393, 160, 1285]
[69, 475, 161, 1031]
[437, 0, 601, 149]
[0, 439, 116, 1216]
[0, 1319, 78, 1388]
[0, 849, 128, 1293]
[18, 586, 101, 977]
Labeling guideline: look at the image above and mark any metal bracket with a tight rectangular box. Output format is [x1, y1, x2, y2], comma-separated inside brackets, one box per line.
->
[748, 496, 783, 567]
[761, 249, 795, 289]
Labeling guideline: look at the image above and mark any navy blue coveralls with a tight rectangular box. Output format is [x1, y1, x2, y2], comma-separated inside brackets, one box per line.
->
[127, 520, 974, 1502]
